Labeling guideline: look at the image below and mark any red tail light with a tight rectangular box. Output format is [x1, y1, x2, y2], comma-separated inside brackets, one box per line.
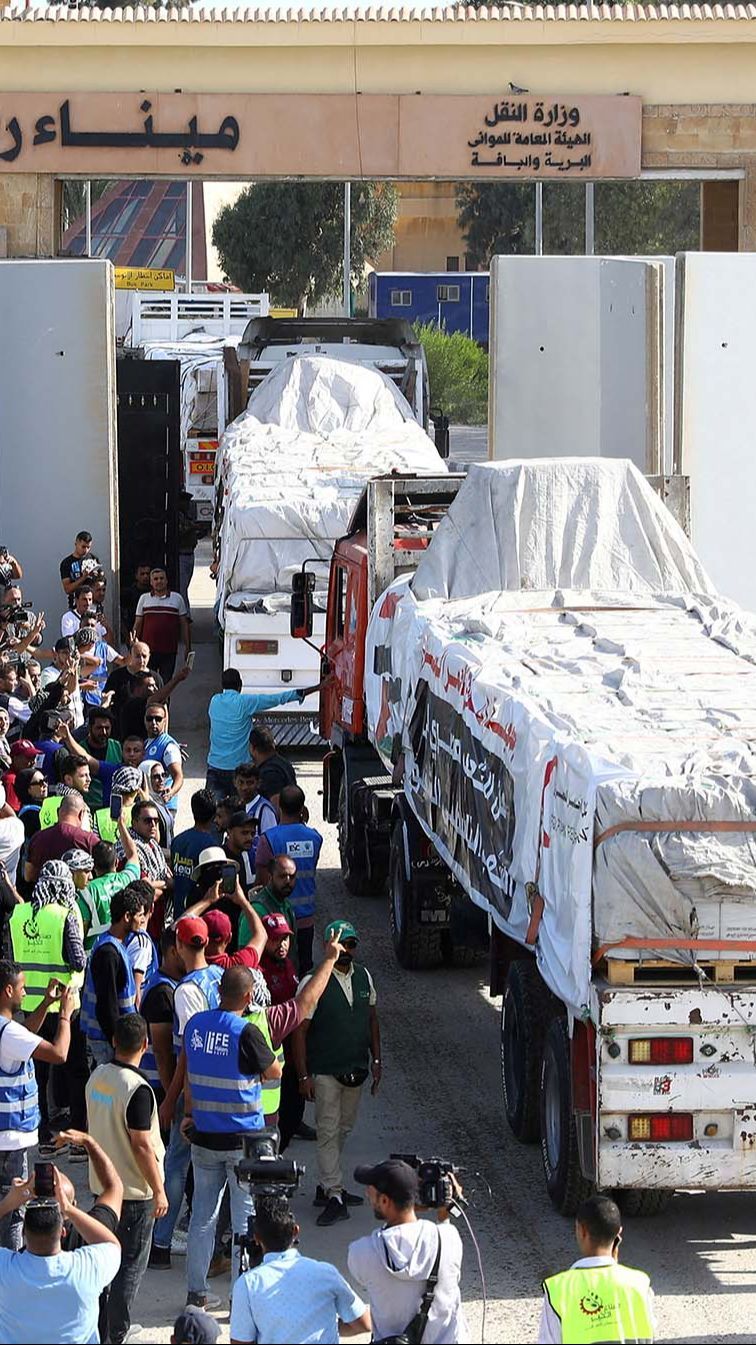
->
[629, 1113, 693, 1142]
[629, 1037, 694, 1065]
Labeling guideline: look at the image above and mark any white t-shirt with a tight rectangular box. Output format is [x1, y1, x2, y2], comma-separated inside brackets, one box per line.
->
[0, 1017, 43, 1149]
[61, 611, 107, 641]
[7, 695, 30, 726]
[126, 931, 156, 978]
[174, 979, 212, 1040]
[298, 963, 377, 1021]
[39, 666, 84, 730]
[0, 815, 25, 886]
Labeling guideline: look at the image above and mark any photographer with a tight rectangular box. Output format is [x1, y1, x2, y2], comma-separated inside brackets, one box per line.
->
[0, 1147, 122, 1344]
[60, 530, 101, 608]
[348, 1160, 468, 1345]
[0, 548, 23, 587]
[230, 1194, 371, 1345]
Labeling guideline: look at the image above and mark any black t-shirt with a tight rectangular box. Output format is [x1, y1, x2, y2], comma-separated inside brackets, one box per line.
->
[65, 1200, 120, 1252]
[89, 942, 127, 1041]
[106, 666, 164, 735]
[141, 978, 175, 1027]
[60, 553, 101, 608]
[192, 1020, 275, 1151]
[258, 753, 296, 801]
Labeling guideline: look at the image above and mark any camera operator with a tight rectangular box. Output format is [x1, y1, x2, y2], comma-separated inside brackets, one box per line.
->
[230, 1194, 371, 1345]
[347, 1160, 469, 1345]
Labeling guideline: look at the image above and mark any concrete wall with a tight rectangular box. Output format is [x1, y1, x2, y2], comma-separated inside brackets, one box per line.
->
[489, 256, 663, 471]
[0, 259, 119, 631]
[375, 183, 468, 273]
[675, 251, 756, 611]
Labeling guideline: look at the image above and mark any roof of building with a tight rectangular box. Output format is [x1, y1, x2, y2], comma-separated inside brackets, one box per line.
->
[3, 2, 756, 21]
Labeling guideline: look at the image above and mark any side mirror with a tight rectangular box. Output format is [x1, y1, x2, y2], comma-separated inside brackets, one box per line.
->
[291, 570, 316, 639]
[430, 408, 450, 460]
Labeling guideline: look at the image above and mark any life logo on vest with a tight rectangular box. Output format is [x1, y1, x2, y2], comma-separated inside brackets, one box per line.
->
[192, 1026, 231, 1056]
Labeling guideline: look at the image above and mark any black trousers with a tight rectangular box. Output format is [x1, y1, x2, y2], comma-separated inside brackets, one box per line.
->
[34, 1015, 67, 1136]
[67, 1012, 91, 1131]
[296, 926, 314, 976]
[278, 1058, 305, 1153]
[149, 651, 177, 683]
[105, 1198, 155, 1344]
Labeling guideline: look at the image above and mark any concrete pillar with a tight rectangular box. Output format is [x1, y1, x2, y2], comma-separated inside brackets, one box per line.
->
[700, 180, 740, 251]
[0, 174, 58, 258]
[737, 162, 756, 252]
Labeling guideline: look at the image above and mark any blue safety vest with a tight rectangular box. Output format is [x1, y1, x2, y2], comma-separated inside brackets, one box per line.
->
[80, 933, 137, 1040]
[126, 930, 159, 986]
[140, 970, 178, 1090]
[0, 1018, 39, 1135]
[263, 822, 322, 920]
[172, 965, 222, 1054]
[185, 1009, 264, 1135]
[144, 733, 179, 813]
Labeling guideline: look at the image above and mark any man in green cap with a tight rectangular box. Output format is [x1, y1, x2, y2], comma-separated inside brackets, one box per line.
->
[291, 919, 382, 1228]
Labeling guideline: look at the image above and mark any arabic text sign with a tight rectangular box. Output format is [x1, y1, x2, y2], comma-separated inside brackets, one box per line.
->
[0, 93, 641, 178]
[114, 267, 174, 291]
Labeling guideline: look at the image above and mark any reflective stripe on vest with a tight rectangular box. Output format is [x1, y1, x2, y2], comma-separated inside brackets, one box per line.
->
[141, 971, 178, 1088]
[246, 1006, 283, 1117]
[9, 902, 77, 1013]
[172, 965, 223, 1054]
[264, 823, 321, 919]
[543, 1264, 654, 1343]
[185, 1009, 264, 1134]
[80, 933, 137, 1040]
[0, 1018, 39, 1134]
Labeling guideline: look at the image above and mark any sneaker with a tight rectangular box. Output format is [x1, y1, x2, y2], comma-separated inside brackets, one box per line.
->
[316, 1194, 350, 1227]
[171, 1229, 188, 1255]
[67, 1144, 88, 1162]
[295, 1121, 317, 1141]
[38, 1139, 59, 1157]
[313, 1184, 363, 1208]
[208, 1252, 232, 1279]
[186, 1292, 222, 1311]
[148, 1244, 171, 1270]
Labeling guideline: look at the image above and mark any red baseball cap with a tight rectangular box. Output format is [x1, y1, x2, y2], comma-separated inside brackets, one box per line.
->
[176, 916, 209, 948]
[11, 740, 37, 761]
[262, 913, 293, 939]
[205, 910, 232, 942]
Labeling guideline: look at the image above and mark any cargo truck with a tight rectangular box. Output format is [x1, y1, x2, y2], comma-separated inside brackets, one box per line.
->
[294, 458, 756, 1214]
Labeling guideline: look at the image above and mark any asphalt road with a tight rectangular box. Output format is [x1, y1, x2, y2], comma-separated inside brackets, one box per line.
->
[62, 545, 756, 1345]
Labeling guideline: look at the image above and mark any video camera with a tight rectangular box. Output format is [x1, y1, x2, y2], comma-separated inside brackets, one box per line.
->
[391, 1154, 460, 1209]
[234, 1127, 305, 1199]
[0, 602, 32, 625]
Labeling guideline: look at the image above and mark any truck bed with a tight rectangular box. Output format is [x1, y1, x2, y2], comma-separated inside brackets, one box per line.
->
[365, 458, 756, 1017]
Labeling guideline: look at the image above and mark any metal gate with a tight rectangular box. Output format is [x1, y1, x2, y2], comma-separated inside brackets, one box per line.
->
[116, 356, 181, 595]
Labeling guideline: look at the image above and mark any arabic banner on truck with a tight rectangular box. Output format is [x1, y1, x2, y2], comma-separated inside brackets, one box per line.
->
[0, 92, 641, 179]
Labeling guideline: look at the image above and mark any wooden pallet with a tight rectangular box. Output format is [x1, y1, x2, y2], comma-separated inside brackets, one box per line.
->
[600, 957, 754, 986]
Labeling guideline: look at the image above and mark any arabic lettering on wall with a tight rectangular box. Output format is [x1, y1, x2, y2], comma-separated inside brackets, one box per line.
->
[468, 99, 595, 174]
[0, 99, 240, 165]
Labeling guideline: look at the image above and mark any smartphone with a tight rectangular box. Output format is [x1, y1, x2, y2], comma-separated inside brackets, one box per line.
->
[221, 862, 237, 896]
[34, 1161, 55, 1200]
[109, 795, 123, 821]
[186, 651, 195, 670]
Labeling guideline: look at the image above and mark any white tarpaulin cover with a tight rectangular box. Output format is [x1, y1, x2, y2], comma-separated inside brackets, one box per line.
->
[366, 459, 756, 1016]
[216, 355, 445, 615]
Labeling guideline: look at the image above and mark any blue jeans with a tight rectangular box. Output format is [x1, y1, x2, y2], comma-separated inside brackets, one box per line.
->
[0, 1148, 28, 1251]
[86, 1038, 114, 1070]
[153, 1096, 191, 1250]
[187, 1142, 254, 1295]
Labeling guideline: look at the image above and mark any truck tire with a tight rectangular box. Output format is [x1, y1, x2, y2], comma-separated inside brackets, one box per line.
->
[615, 1188, 673, 1218]
[389, 823, 443, 969]
[501, 960, 548, 1144]
[337, 779, 385, 898]
[540, 1017, 593, 1215]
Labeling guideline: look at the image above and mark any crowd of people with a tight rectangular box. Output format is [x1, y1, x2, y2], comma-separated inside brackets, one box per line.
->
[0, 533, 656, 1345]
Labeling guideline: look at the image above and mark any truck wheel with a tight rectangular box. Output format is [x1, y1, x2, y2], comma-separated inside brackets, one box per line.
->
[337, 779, 385, 898]
[501, 960, 548, 1144]
[615, 1188, 672, 1218]
[540, 1017, 593, 1215]
[389, 823, 442, 969]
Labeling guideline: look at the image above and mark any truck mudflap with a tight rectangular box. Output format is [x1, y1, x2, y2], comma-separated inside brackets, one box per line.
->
[594, 983, 756, 1191]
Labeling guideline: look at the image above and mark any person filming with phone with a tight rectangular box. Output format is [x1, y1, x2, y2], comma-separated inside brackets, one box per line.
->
[538, 1194, 656, 1344]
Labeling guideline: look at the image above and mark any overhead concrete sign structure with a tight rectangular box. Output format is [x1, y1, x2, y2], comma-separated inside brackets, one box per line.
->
[0, 92, 641, 179]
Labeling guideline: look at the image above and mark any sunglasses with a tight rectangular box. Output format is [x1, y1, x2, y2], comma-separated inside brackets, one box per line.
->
[30, 777, 46, 787]
[342, 939, 358, 950]
[141, 815, 160, 826]
[145, 716, 163, 724]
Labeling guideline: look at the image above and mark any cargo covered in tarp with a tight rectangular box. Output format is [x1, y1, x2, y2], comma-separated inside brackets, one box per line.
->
[215, 354, 445, 617]
[366, 459, 756, 1016]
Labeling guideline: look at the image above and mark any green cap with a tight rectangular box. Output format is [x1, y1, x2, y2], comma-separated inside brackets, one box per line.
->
[325, 919, 359, 944]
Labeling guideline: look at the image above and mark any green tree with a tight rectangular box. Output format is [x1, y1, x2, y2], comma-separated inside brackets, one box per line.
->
[415, 323, 488, 425]
[212, 181, 398, 313]
[456, 179, 699, 267]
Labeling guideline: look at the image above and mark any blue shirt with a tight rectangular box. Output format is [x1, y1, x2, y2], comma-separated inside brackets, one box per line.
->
[230, 1248, 366, 1345]
[207, 688, 301, 771]
[0, 1242, 122, 1344]
[171, 826, 221, 917]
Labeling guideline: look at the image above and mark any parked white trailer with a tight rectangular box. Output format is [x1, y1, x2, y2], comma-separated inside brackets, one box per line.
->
[0, 259, 119, 632]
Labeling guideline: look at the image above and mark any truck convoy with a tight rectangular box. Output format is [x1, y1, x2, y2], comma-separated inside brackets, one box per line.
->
[213, 319, 442, 742]
[297, 456, 756, 1214]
